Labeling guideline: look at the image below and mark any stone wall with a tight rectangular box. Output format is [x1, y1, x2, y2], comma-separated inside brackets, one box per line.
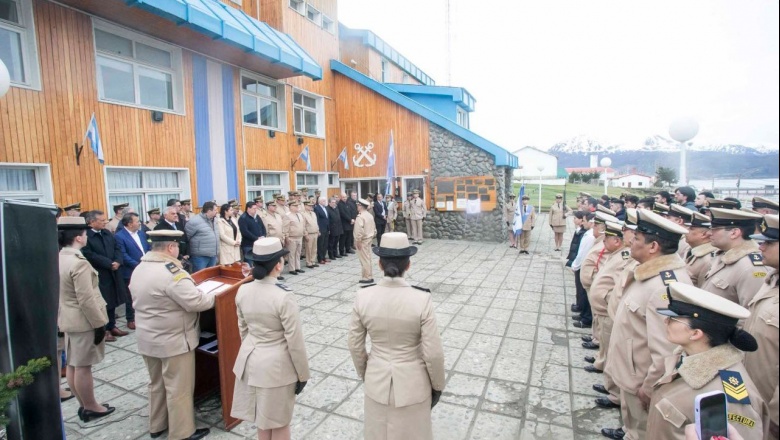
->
[421, 124, 513, 242]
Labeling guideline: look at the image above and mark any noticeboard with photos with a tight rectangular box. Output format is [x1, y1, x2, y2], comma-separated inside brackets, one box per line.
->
[433, 176, 497, 213]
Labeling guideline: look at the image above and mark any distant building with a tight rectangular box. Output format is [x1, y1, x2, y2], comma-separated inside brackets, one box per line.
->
[610, 173, 654, 189]
[512, 147, 558, 179]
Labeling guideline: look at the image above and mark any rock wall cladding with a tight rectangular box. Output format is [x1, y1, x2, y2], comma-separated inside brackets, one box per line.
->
[424, 124, 512, 242]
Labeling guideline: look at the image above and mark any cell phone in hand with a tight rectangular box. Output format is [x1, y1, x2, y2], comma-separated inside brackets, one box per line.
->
[695, 390, 728, 440]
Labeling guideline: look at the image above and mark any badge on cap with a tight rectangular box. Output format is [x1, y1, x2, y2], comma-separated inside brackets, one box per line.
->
[720, 370, 750, 404]
[660, 270, 678, 285]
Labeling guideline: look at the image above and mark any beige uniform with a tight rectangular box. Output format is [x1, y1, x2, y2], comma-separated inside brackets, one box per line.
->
[285, 211, 305, 272]
[145, 220, 159, 230]
[353, 211, 376, 280]
[701, 241, 769, 308]
[130, 252, 216, 439]
[106, 215, 121, 233]
[684, 242, 717, 287]
[264, 212, 286, 242]
[302, 210, 320, 267]
[403, 199, 412, 234]
[349, 278, 446, 440]
[409, 198, 426, 242]
[549, 202, 570, 233]
[648, 345, 769, 440]
[231, 277, 310, 428]
[743, 271, 779, 439]
[504, 199, 516, 232]
[519, 205, 537, 251]
[277, 204, 290, 216]
[581, 238, 607, 291]
[605, 253, 692, 440]
[386, 200, 397, 232]
[676, 238, 691, 260]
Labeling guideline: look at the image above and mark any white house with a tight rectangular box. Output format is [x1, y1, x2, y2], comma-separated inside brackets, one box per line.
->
[610, 173, 654, 189]
[512, 146, 559, 180]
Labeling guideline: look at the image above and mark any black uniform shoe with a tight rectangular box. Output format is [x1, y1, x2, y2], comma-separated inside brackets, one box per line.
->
[297, 269, 305, 273]
[572, 315, 583, 321]
[571, 304, 581, 313]
[574, 321, 592, 329]
[595, 398, 621, 409]
[277, 276, 285, 281]
[582, 340, 600, 349]
[581, 335, 593, 342]
[289, 270, 298, 275]
[184, 428, 211, 440]
[584, 365, 603, 373]
[593, 384, 609, 395]
[584, 356, 596, 364]
[358, 279, 374, 284]
[150, 429, 167, 439]
[601, 428, 625, 439]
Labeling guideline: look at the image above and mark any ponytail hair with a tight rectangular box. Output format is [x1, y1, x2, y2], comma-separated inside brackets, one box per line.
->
[689, 319, 758, 352]
[251, 258, 281, 280]
[379, 256, 410, 278]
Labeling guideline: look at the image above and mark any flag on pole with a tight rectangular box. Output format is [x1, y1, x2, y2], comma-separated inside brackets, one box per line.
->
[384, 130, 395, 195]
[512, 184, 526, 235]
[337, 146, 349, 170]
[83, 113, 104, 164]
[299, 145, 311, 171]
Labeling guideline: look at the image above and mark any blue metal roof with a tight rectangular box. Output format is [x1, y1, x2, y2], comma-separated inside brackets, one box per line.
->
[386, 84, 476, 112]
[331, 60, 517, 168]
[126, 0, 322, 80]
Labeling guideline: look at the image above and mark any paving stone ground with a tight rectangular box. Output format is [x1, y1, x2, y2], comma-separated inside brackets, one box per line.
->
[62, 214, 620, 439]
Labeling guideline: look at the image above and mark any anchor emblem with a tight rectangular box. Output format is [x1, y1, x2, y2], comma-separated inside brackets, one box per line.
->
[352, 142, 377, 168]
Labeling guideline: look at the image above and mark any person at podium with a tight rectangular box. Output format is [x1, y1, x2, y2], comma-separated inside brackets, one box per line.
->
[231, 237, 310, 440]
[131, 230, 215, 440]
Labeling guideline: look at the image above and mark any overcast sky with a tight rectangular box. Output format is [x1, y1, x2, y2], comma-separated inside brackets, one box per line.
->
[338, 0, 779, 151]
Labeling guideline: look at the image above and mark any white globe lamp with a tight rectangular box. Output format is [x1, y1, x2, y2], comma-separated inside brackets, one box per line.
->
[669, 118, 699, 185]
[600, 157, 612, 194]
[0, 59, 10, 98]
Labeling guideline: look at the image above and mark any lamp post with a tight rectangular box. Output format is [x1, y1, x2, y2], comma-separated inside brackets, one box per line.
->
[0, 59, 10, 98]
[669, 118, 699, 185]
[600, 157, 612, 195]
[536, 164, 544, 211]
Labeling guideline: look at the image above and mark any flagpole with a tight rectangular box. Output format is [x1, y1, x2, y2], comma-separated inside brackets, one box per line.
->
[392, 129, 398, 197]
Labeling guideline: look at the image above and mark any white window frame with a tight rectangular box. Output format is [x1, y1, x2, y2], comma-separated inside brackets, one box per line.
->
[0, 162, 53, 203]
[289, 0, 305, 15]
[92, 19, 185, 114]
[380, 58, 388, 82]
[240, 70, 286, 131]
[327, 173, 339, 188]
[321, 15, 335, 34]
[305, 4, 321, 26]
[456, 107, 469, 129]
[246, 170, 289, 203]
[402, 176, 426, 199]
[340, 177, 387, 200]
[292, 89, 325, 138]
[104, 166, 190, 214]
[0, 0, 41, 90]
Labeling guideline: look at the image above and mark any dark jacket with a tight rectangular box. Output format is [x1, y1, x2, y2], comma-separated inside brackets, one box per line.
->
[326, 205, 343, 236]
[238, 212, 266, 248]
[338, 200, 355, 231]
[566, 227, 587, 267]
[114, 228, 150, 280]
[373, 200, 388, 227]
[314, 204, 330, 233]
[614, 209, 627, 221]
[82, 229, 128, 309]
[154, 220, 188, 256]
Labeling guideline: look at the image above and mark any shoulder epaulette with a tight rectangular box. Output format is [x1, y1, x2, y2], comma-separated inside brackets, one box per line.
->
[412, 285, 431, 293]
[165, 262, 180, 274]
[719, 370, 750, 404]
[749, 252, 764, 266]
[621, 250, 630, 260]
[276, 283, 293, 291]
[660, 270, 678, 285]
[360, 283, 376, 288]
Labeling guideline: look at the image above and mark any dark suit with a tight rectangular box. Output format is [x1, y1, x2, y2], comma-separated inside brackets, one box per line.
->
[238, 212, 266, 264]
[337, 200, 356, 255]
[154, 219, 189, 257]
[326, 205, 343, 259]
[373, 200, 388, 246]
[82, 229, 129, 330]
[114, 228, 150, 324]
[314, 204, 330, 261]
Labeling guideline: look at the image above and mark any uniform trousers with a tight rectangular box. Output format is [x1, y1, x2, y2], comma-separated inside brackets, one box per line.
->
[410, 219, 423, 242]
[143, 350, 196, 439]
[620, 389, 648, 440]
[405, 218, 412, 235]
[357, 239, 373, 280]
[595, 315, 620, 404]
[286, 237, 303, 271]
[519, 230, 532, 251]
[386, 221, 394, 233]
[591, 314, 602, 344]
[304, 234, 318, 266]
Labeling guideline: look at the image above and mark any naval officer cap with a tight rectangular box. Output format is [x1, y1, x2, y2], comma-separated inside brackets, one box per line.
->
[147, 208, 161, 215]
[254, 196, 264, 203]
[57, 216, 90, 230]
[752, 196, 779, 211]
[357, 198, 370, 207]
[594, 211, 619, 225]
[372, 232, 418, 258]
[604, 221, 624, 238]
[652, 202, 671, 216]
[635, 209, 689, 241]
[657, 283, 750, 326]
[248, 237, 289, 262]
[63, 202, 81, 211]
[668, 204, 694, 222]
[147, 230, 186, 242]
[596, 205, 616, 216]
[180, 199, 192, 205]
[112, 202, 130, 211]
[709, 207, 763, 228]
[750, 214, 779, 242]
[689, 211, 712, 228]
[624, 208, 638, 230]
[706, 198, 738, 210]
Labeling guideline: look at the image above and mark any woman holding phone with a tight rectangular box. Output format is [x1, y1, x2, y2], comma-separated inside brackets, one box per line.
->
[646, 283, 769, 440]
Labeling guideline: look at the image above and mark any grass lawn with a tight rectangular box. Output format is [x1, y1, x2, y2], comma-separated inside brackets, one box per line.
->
[511, 182, 656, 212]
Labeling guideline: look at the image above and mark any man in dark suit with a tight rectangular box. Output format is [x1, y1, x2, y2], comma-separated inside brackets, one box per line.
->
[81, 210, 129, 342]
[238, 201, 267, 265]
[155, 206, 189, 260]
[314, 196, 330, 263]
[326, 197, 343, 260]
[373, 193, 388, 246]
[114, 212, 150, 330]
[337, 192, 355, 257]
[346, 191, 359, 252]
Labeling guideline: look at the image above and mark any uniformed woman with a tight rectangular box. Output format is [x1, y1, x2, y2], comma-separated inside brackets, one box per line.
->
[647, 283, 770, 440]
[348, 232, 446, 440]
[231, 237, 310, 440]
[57, 217, 116, 422]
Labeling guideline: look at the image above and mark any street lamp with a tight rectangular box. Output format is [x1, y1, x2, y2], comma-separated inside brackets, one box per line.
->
[536, 164, 544, 211]
[669, 118, 699, 185]
[600, 157, 612, 195]
[0, 59, 10, 98]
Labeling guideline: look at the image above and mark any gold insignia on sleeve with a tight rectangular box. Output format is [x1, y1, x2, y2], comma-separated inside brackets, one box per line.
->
[753, 272, 767, 278]
[172, 272, 189, 282]
[720, 370, 750, 404]
[728, 413, 756, 428]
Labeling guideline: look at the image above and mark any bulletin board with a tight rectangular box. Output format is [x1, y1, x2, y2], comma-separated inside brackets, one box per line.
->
[433, 176, 497, 212]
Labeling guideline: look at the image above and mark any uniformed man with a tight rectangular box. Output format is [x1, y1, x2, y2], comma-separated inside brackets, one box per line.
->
[680, 210, 717, 287]
[145, 208, 161, 231]
[705, 198, 739, 212]
[549, 193, 570, 251]
[302, 200, 320, 269]
[386, 194, 397, 232]
[518, 195, 537, 254]
[285, 201, 305, 275]
[409, 189, 426, 245]
[106, 202, 129, 233]
[64, 202, 82, 217]
[576, 211, 618, 330]
[667, 204, 693, 259]
[180, 199, 193, 221]
[403, 192, 413, 234]
[264, 201, 286, 249]
[366, 193, 376, 221]
[276, 194, 289, 216]
[354, 199, 376, 284]
[602, 209, 692, 440]
[752, 196, 779, 215]
[700, 207, 767, 307]
[744, 214, 779, 439]
[505, 194, 518, 248]
[253, 196, 267, 221]
[130, 230, 214, 440]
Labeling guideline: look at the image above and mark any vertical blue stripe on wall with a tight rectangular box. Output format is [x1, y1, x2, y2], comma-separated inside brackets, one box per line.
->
[222, 64, 239, 200]
[192, 55, 213, 204]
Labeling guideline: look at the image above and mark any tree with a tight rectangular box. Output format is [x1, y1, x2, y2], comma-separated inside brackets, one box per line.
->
[568, 172, 581, 184]
[655, 167, 677, 187]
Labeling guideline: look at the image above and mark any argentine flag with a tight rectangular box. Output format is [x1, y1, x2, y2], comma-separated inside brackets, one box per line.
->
[299, 145, 311, 171]
[337, 146, 349, 170]
[83, 113, 104, 164]
[385, 130, 395, 195]
[512, 184, 526, 235]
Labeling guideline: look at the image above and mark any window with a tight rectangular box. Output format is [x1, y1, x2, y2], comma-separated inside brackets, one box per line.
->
[289, 0, 305, 14]
[293, 90, 324, 137]
[305, 4, 321, 25]
[93, 20, 184, 113]
[247, 171, 287, 203]
[0, 0, 40, 89]
[404, 177, 425, 199]
[321, 15, 335, 34]
[296, 173, 320, 187]
[106, 168, 189, 214]
[456, 108, 469, 129]
[380, 58, 387, 82]
[241, 73, 284, 130]
[0, 163, 52, 202]
[327, 173, 339, 187]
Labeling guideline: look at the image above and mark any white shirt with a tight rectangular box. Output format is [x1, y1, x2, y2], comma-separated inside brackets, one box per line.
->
[129, 230, 146, 254]
[572, 229, 595, 271]
[165, 220, 178, 230]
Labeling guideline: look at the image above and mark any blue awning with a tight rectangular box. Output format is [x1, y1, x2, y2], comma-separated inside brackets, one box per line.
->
[126, 0, 322, 80]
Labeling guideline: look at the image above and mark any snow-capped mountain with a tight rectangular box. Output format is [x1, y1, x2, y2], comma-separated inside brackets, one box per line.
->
[548, 135, 778, 156]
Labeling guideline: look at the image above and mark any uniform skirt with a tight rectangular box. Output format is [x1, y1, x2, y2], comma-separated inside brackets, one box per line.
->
[364, 383, 433, 440]
[65, 331, 105, 367]
[231, 377, 296, 430]
[552, 226, 566, 233]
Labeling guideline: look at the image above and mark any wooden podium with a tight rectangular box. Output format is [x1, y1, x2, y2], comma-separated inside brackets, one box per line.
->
[191, 263, 248, 431]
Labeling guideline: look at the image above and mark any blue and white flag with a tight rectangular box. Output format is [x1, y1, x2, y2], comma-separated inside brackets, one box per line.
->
[83, 113, 104, 164]
[512, 184, 525, 235]
[384, 130, 395, 195]
[337, 146, 349, 170]
[299, 145, 311, 171]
